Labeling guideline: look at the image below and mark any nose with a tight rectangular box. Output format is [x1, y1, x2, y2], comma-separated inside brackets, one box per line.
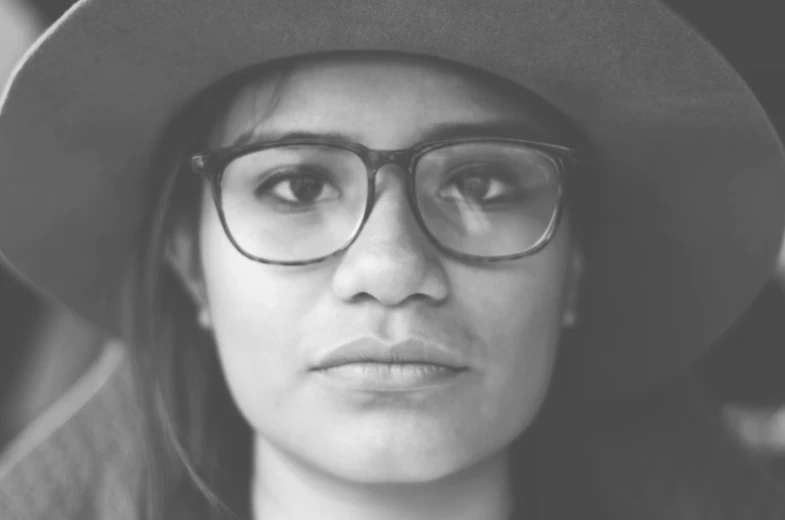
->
[331, 165, 449, 307]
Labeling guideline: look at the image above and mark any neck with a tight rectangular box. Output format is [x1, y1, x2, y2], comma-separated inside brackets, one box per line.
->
[251, 437, 515, 520]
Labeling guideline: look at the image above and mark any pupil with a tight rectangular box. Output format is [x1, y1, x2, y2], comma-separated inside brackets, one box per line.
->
[462, 175, 489, 199]
[291, 176, 323, 202]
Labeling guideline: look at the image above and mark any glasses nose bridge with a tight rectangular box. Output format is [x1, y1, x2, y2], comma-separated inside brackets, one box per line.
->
[354, 147, 422, 244]
[364, 148, 414, 179]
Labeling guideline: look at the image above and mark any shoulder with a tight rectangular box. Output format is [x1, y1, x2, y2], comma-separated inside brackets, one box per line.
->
[0, 342, 146, 520]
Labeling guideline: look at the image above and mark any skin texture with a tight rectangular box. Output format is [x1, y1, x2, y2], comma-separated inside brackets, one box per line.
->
[170, 55, 582, 519]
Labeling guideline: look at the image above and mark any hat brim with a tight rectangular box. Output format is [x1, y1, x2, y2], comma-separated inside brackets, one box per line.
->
[0, 0, 783, 399]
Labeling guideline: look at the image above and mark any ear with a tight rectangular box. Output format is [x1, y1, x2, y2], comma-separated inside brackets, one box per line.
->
[562, 247, 584, 329]
[165, 214, 209, 312]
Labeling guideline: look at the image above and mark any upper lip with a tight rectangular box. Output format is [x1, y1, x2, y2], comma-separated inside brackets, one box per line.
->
[311, 338, 468, 371]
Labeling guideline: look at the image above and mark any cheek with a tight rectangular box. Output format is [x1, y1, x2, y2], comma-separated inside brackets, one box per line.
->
[449, 231, 571, 427]
[197, 205, 329, 424]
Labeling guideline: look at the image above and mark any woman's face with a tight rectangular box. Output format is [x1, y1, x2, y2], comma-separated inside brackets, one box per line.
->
[176, 56, 581, 483]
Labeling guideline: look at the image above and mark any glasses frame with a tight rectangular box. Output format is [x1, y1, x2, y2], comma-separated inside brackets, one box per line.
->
[191, 137, 578, 266]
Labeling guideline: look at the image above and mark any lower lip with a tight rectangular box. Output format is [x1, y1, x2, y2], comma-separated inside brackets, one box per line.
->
[315, 363, 466, 391]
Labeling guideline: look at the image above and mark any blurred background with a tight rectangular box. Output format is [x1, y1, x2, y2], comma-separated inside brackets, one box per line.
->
[1, 0, 785, 463]
[0, 0, 106, 450]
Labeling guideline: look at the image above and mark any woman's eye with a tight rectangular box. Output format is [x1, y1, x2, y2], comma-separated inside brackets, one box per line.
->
[438, 165, 519, 204]
[255, 169, 339, 205]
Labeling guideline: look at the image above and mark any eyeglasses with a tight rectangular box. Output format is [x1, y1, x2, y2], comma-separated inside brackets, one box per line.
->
[191, 137, 578, 266]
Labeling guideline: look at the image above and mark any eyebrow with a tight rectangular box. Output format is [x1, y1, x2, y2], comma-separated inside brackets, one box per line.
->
[228, 121, 552, 149]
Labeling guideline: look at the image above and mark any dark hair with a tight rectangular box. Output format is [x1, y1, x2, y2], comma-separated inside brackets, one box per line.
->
[126, 54, 785, 520]
[128, 59, 298, 520]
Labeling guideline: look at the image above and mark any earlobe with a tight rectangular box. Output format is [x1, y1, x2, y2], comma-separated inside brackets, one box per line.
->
[196, 307, 213, 329]
[562, 248, 584, 329]
[168, 244, 213, 330]
[562, 308, 577, 329]
[165, 219, 209, 311]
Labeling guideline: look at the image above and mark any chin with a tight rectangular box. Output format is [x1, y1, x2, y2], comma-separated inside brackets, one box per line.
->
[309, 420, 503, 484]
[331, 452, 475, 484]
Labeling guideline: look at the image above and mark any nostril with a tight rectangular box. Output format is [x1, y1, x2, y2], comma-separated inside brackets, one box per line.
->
[347, 290, 429, 306]
[347, 288, 442, 308]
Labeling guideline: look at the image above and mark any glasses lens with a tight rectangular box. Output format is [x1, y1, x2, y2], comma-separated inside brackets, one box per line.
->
[220, 145, 368, 262]
[415, 142, 561, 257]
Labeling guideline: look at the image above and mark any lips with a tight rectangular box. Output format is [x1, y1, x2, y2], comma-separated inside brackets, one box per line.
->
[311, 338, 468, 371]
[311, 338, 470, 391]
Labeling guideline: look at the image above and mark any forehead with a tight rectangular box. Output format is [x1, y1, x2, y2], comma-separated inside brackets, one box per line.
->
[210, 55, 558, 149]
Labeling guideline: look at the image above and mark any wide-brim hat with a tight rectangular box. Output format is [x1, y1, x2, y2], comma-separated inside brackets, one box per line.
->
[0, 0, 783, 400]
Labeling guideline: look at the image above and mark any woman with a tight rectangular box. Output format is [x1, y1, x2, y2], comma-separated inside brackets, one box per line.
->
[1, 0, 785, 519]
